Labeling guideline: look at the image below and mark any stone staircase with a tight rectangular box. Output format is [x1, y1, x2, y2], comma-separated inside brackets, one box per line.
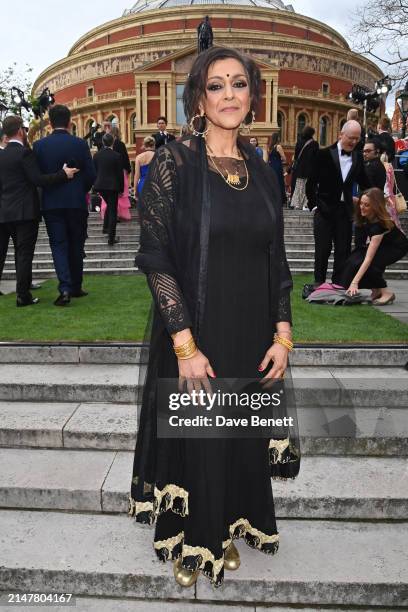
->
[3, 210, 408, 280]
[0, 345, 407, 609]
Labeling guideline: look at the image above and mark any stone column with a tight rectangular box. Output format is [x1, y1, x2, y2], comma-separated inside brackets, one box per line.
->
[333, 111, 339, 141]
[167, 79, 175, 126]
[312, 108, 319, 134]
[77, 114, 84, 137]
[142, 82, 148, 127]
[272, 79, 278, 127]
[265, 80, 272, 125]
[120, 107, 126, 141]
[289, 103, 295, 145]
[135, 82, 142, 126]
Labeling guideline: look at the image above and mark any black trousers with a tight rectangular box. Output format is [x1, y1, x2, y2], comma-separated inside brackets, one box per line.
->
[101, 190, 118, 242]
[0, 223, 11, 282]
[0, 220, 38, 298]
[313, 206, 352, 285]
[43, 208, 87, 294]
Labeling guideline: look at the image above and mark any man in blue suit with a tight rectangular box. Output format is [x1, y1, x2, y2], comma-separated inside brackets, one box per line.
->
[34, 105, 96, 306]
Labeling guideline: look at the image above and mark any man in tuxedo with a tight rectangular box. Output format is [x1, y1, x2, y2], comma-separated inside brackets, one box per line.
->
[306, 120, 370, 286]
[34, 105, 96, 306]
[152, 116, 175, 149]
[0, 115, 76, 306]
[93, 133, 124, 246]
[363, 139, 386, 190]
[0, 128, 7, 295]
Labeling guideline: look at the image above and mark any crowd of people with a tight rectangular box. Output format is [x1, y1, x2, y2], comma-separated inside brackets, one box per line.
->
[0, 90, 407, 309]
[0, 109, 179, 306]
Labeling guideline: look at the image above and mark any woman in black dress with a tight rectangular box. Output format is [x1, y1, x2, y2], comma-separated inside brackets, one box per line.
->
[342, 187, 408, 304]
[267, 132, 287, 206]
[129, 47, 300, 589]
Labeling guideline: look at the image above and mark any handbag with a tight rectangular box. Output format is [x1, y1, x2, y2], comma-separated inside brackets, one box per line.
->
[395, 189, 407, 215]
[292, 139, 313, 172]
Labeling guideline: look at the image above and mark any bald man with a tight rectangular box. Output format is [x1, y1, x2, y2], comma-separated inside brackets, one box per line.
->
[306, 120, 370, 286]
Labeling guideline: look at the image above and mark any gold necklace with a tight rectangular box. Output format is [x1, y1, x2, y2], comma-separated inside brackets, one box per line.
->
[205, 144, 249, 191]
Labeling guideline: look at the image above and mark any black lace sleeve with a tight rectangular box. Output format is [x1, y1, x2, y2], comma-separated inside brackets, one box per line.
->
[135, 147, 192, 335]
[276, 206, 293, 325]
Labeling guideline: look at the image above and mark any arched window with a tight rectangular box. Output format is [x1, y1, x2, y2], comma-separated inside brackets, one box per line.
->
[71, 123, 77, 137]
[339, 117, 347, 130]
[319, 115, 330, 146]
[297, 113, 308, 139]
[130, 113, 137, 144]
[277, 111, 285, 142]
[176, 84, 186, 125]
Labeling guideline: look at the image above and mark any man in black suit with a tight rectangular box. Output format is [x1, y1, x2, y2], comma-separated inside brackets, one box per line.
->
[306, 120, 370, 286]
[93, 133, 124, 246]
[152, 116, 176, 149]
[34, 105, 96, 306]
[0, 128, 8, 295]
[363, 139, 386, 190]
[0, 115, 77, 306]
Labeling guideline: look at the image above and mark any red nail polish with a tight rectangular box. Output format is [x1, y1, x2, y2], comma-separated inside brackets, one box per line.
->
[258, 365, 264, 371]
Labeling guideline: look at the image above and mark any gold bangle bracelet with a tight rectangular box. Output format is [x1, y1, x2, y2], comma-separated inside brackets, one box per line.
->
[177, 349, 198, 360]
[273, 334, 294, 352]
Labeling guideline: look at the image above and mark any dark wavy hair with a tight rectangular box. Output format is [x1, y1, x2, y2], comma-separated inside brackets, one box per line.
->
[183, 47, 261, 129]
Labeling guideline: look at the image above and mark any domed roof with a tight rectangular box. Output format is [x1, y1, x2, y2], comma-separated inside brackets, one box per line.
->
[124, 0, 295, 14]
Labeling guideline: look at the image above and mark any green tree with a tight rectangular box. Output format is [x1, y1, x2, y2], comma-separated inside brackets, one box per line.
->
[0, 62, 33, 116]
[351, 0, 408, 85]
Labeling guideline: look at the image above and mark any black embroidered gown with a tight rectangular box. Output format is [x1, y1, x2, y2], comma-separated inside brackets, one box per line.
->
[129, 143, 298, 588]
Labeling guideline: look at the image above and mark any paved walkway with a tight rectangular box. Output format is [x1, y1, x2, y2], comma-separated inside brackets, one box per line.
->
[374, 279, 408, 324]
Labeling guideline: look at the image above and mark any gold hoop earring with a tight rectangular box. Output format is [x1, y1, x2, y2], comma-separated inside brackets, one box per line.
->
[240, 110, 256, 134]
[189, 113, 210, 137]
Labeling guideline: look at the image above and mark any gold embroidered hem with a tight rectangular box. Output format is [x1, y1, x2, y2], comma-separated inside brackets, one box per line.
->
[269, 436, 301, 480]
[128, 482, 189, 526]
[152, 517, 279, 588]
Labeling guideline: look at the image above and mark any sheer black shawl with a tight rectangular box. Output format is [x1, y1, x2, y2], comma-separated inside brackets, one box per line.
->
[130, 134, 299, 524]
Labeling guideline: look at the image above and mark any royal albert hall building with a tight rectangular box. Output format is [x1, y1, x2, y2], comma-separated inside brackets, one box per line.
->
[33, 0, 383, 168]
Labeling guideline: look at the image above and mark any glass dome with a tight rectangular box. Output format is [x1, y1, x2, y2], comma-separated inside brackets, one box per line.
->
[124, 0, 295, 14]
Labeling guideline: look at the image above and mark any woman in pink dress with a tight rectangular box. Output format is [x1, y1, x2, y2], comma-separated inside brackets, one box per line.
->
[100, 126, 132, 222]
[381, 153, 402, 231]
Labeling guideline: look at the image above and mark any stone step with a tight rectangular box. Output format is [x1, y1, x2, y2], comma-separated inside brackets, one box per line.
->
[289, 265, 408, 279]
[0, 510, 406, 607]
[6, 249, 137, 261]
[0, 402, 406, 457]
[4, 258, 136, 271]
[0, 344, 406, 367]
[0, 450, 405, 519]
[2, 598, 369, 612]
[287, 257, 408, 269]
[0, 363, 406, 406]
[0, 364, 138, 403]
[285, 249, 408, 262]
[1, 267, 138, 280]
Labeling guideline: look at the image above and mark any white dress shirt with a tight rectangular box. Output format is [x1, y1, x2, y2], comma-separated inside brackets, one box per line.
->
[337, 141, 352, 201]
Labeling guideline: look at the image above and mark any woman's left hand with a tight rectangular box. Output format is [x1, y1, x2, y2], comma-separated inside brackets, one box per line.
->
[346, 282, 359, 296]
[258, 342, 289, 383]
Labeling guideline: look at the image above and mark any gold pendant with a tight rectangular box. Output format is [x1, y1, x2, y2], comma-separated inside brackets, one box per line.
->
[226, 172, 240, 186]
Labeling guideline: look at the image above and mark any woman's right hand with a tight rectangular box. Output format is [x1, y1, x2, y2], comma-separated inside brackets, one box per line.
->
[178, 349, 215, 396]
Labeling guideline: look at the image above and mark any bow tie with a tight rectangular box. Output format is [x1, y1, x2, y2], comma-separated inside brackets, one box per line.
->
[341, 149, 352, 157]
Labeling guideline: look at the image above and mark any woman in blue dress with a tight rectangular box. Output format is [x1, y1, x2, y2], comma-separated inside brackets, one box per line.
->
[134, 136, 156, 199]
[267, 132, 287, 206]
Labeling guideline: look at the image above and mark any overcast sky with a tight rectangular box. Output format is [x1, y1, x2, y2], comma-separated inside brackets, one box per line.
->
[1, 0, 393, 111]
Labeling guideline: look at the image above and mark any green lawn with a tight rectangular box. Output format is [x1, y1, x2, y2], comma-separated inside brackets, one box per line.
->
[0, 273, 407, 343]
